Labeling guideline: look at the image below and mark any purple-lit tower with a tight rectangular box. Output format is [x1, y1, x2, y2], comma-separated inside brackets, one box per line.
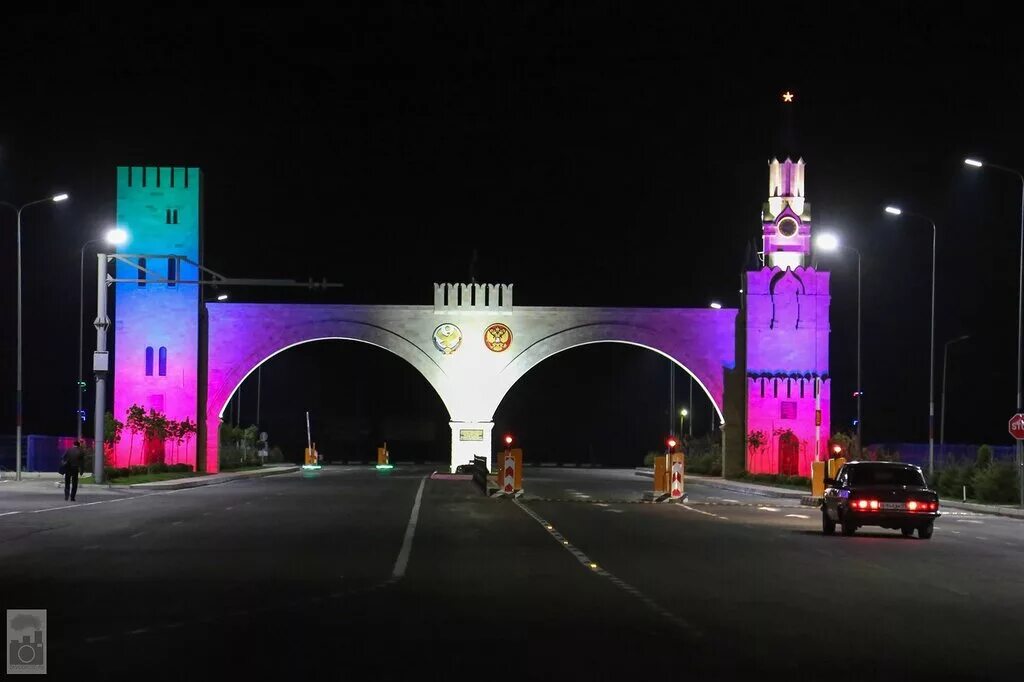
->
[744, 158, 831, 476]
[112, 167, 203, 468]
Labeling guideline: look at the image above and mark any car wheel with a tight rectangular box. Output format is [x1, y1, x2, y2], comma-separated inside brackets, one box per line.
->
[822, 509, 836, 535]
[841, 515, 856, 536]
[918, 522, 934, 540]
[901, 527, 915, 537]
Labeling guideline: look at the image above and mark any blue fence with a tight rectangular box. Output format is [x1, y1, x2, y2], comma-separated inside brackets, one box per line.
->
[864, 443, 1016, 468]
[0, 435, 95, 473]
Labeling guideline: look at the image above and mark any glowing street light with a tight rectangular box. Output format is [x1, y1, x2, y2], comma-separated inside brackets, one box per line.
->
[964, 155, 1024, 507]
[709, 301, 722, 309]
[217, 293, 229, 301]
[1, 192, 71, 480]
[885, 206, 938, 476]
[78, 226, 131, 440]
[815, 232, 863, 455]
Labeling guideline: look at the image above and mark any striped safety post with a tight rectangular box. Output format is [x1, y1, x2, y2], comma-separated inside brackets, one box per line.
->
[670, 453, 684, 499]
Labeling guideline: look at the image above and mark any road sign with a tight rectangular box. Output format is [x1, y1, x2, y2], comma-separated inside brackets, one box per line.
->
[1009, 413, 1024, 440]
[259, 431, 268, 442]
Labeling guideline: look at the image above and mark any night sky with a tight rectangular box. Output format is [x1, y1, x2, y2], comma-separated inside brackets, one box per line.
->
[2, 3, 1022, 463]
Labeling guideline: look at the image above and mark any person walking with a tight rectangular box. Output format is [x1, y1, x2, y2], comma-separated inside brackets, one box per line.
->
[61, 440, 85, 502]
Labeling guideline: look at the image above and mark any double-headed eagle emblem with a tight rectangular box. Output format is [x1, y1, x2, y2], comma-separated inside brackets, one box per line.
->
[484, 323, 512, 352]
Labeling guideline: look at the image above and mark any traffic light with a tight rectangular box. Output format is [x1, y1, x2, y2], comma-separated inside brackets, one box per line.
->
[504, 434, 513, 447]
[667, 437, 678, 452]
[832, 443, 843, 456]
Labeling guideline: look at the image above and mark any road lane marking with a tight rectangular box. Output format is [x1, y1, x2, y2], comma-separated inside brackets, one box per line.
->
[130, 532, 146, 539]
[679, 504, 727, 520]
[391, 476, 427, 580]
[757, 507, 780, 512]
[956, 519, 983, 524]
[172, 520, 184, 526]
[604, 509, 624, 514]
[785, 514, 810, 519]
[514, 499, 700, 638]
[0, 511, 21, 517]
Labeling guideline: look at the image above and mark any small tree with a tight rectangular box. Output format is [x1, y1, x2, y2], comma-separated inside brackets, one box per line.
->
[142, 408, 170, 464]
[179, 417, 197, 464]
[104, 411, 124, 465]
[125, 404, 146, 468]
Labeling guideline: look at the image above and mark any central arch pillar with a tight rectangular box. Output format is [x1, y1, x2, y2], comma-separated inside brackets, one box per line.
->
[449, 421, 494, 472]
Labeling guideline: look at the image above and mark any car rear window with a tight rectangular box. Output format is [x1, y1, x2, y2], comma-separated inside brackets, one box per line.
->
[848, 466, 926, 487]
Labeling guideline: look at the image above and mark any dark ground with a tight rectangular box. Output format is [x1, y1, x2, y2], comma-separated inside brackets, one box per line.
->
[2, 466, 1022, 681]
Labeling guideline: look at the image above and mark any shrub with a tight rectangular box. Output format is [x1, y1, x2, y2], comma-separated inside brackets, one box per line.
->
[643, 452, 657, 467]
[971, 461, 1019, 504]
[169, 463, 192, 473]
[267, 446, 284, 463]
[975, 445, 993, 470]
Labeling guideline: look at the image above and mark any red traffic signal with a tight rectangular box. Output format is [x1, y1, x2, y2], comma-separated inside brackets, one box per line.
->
[504, 434, 513, 446]
[667, 437, 678, 450]
[832, 444, 843, 455]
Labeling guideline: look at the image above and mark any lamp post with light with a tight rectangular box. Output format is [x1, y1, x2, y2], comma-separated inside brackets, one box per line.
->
[78, 227, 129, 441]
[964, 157, 1024, 508]
[679, 408, 688, 441]
[940, 335, 971, 463]
[884, 205, 937, 477]
[815, 232, 863, 456]
[1, 193, 70, 481]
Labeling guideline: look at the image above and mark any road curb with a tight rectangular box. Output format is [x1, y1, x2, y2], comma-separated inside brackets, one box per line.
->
[128, 466, 300, 490]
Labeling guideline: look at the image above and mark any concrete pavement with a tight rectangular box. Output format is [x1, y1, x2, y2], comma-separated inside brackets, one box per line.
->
[1, 464, 1021, 680]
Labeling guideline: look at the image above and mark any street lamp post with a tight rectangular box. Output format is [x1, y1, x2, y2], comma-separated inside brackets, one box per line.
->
[78, 228, 128, 441]
[964, 158, 1024, 508]
[940, 335, 970, 464]
[679, 408, 688, 442]
[1, 193, 69, 481]
[814, 233, 863, 456]
[885, 206, 937, 477]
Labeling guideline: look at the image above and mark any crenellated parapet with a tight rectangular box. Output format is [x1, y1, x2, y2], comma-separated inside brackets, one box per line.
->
[433, 283, 513, 314]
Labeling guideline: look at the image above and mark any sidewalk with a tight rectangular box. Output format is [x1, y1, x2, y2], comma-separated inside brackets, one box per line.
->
[640, 469, 1024, 519]
[634, 468, 806, 499]
[128, 465, 299, 490]
[0, 466, 299, 494]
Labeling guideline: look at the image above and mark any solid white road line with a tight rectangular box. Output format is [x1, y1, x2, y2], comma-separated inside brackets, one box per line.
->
[391, 476, 427, 580]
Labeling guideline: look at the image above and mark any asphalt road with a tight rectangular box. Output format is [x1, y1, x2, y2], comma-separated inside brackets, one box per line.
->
[2, 466, 1022, 680]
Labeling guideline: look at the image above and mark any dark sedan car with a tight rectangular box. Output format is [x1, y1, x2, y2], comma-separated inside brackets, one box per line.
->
[821, 461, 940, 539]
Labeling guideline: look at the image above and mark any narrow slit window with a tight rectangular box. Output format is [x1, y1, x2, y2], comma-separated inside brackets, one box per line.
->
[145, 347, 154, 376]
[158, 347, 167, 376]
[138, 257, 147, 287]
[167, 258, 177, 287]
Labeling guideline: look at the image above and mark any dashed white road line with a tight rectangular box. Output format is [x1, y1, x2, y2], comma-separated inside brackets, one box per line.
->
[758, 507, 781, 512]
[604, 509, 624, 514]
[0, 511, 21, 517]
[956, 519, 983, 524]
[514, 498, 700, 638]
[679, 504, 728, 520]
[785, 514, 810, 519]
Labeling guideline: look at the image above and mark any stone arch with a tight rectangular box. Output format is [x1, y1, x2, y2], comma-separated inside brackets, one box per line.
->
[203, 307, 455, 472]
[484, 321, 732, 423]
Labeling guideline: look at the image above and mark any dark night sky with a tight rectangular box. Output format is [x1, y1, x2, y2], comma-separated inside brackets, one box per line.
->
[2, 2, 1023, 461]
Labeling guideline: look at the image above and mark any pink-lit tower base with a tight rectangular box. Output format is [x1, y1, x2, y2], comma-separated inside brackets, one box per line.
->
[112, 167, 202, 469]
[744, 158, 831, 477]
